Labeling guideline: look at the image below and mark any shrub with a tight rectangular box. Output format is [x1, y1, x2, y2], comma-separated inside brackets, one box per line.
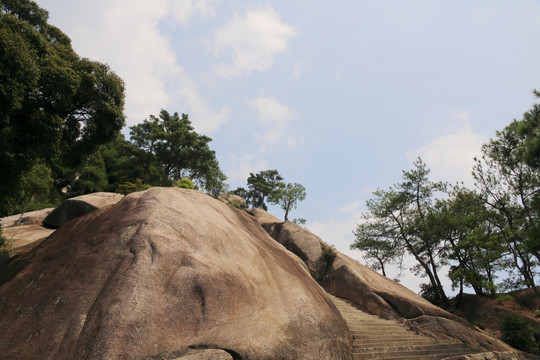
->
[321, 246, 336, 262]
[495, 294, 514, 303]
[0, 225, 7, 254]
[419, 283, 444, 306]
[176, 178, 195, 189]
[500, 313, 537, 353]
[116, 179, 151, 195]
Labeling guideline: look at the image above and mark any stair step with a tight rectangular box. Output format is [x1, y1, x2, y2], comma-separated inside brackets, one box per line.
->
[327, 294, 481, 360]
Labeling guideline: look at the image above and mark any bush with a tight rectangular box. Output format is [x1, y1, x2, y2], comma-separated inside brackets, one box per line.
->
[0, 224, 12, 255]
[176, 178, 194, 189]
[116, 179, 151, 195]
[500, 313, 537, 353]
[321, 246, 336, 262]
[419, 283, 444, 306]
[495, 294, 514, 303]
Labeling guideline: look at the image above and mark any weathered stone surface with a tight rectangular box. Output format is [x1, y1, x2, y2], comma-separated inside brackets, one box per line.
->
[0, 208, 54, 228]
[250, 212, 516, 354]
[245, 207, 282, 224]
[42, 192, 123, 228]
[172, 349, 234, 360]
[404, 315, 512, 352]
[2, 224, 55, 251]
[217, 193, 247, 209]
[444, 351, 536, 360]
[0, 188, 351, 360]
[262, 221, 328, 281]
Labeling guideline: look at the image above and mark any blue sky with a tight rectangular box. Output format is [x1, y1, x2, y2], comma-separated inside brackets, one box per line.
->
[36, 0, 540, 292]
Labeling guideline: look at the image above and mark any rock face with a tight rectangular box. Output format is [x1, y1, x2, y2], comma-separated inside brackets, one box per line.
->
[0, 208, 54, 228]
[42, 192, 123, 228]
[217, 193, 247, 209]
[250, 215, 515, 354]
[0, 188, 350, 360]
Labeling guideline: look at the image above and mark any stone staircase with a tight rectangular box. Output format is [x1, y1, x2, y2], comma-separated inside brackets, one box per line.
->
[329, 294, 481, 360]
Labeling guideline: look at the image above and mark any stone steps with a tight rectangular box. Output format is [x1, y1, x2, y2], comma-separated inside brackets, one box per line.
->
[328, 294, 481, 360]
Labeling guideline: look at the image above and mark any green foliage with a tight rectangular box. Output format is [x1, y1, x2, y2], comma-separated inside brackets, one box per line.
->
[0, 0, 125, 215]
[473, 95, 540, 293]
[268, 182, 306, 221]
[240, 170, 284, 210]
[321, 246, 337, 263]
[495, 294, 514, 303]
[116, 179, 151, 195]
[500, 313, 538, 353]
[176, 178, 194, 189]
[352, 218, 403, 277]
[433, 186, 504, 297]
[69, 152, 108, 196]
[129, 110, 226, 192]
[0, 224, 10, 255]
[419, 283, 445, 306]
[292, 218, 306, 226]
[352, 158, 450, 305]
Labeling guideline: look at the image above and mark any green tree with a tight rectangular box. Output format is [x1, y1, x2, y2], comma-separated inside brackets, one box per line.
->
[473, 100, 540, 294]
[15, 161, 53, 225]
[269, 182, 306, 221]
[242, 170, 284, 210]
[129, 110, 226, 193]
[352, 218, 403, 277]
[69, 152, 108, 196]
[430, 186, 504, 301]
[352, 158, 450, 305]
[100, 133, 161, 191]
[0, 0, 125, 215]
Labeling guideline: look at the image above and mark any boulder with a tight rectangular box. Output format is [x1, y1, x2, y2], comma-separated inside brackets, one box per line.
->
[0, 208, 54, 228]
[217, 193, 247, 209]
[42, 192, 123, 228]
[251, 212, 515, 353]
[262, 221, 328, 281]
[2, 225, 55, 251]
[172, 349, 234, 360]
[0, 188, 351, 360]
[246, 207, 282, 224]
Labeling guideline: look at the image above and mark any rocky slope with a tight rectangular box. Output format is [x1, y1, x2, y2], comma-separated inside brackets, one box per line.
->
[1, 188, 535, 359]
[248, 210, 520, 356]
[0, 188, 350, 359]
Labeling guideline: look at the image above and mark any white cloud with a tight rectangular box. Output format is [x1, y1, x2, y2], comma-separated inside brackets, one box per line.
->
[209, 4, 297, 77]
[171, 0, 217, 26]
[38, 0, 229, 131]
[249, 96, 304, 152]
[339, 200, 363, 214]
[406, 120, 487, 186]
[227, 153, 269, 183]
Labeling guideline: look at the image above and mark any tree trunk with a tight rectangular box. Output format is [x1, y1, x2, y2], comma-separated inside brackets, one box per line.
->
[15, 194, 33, 226]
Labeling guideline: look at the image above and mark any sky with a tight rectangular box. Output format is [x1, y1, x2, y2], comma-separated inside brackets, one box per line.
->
[36, 0, 540, 293]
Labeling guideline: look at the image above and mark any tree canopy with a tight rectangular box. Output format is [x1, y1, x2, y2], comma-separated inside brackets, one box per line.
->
[232, 170, 306, 221]
[129, 110, 227, 194]
[352, 92, 540, 302]
[0, 0, 125, 214]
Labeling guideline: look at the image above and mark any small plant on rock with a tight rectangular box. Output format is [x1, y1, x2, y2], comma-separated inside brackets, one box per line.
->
[321, 246, 337, 263]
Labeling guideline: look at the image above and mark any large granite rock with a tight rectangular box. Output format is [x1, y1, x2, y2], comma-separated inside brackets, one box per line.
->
[251, 215, 515, 354]
[42, 192, 123, 228]
[0, 208, 54, 228]
[0, 188, 351, 360]
[217, 193, 247, 209]
[262, 221, 328, 281]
